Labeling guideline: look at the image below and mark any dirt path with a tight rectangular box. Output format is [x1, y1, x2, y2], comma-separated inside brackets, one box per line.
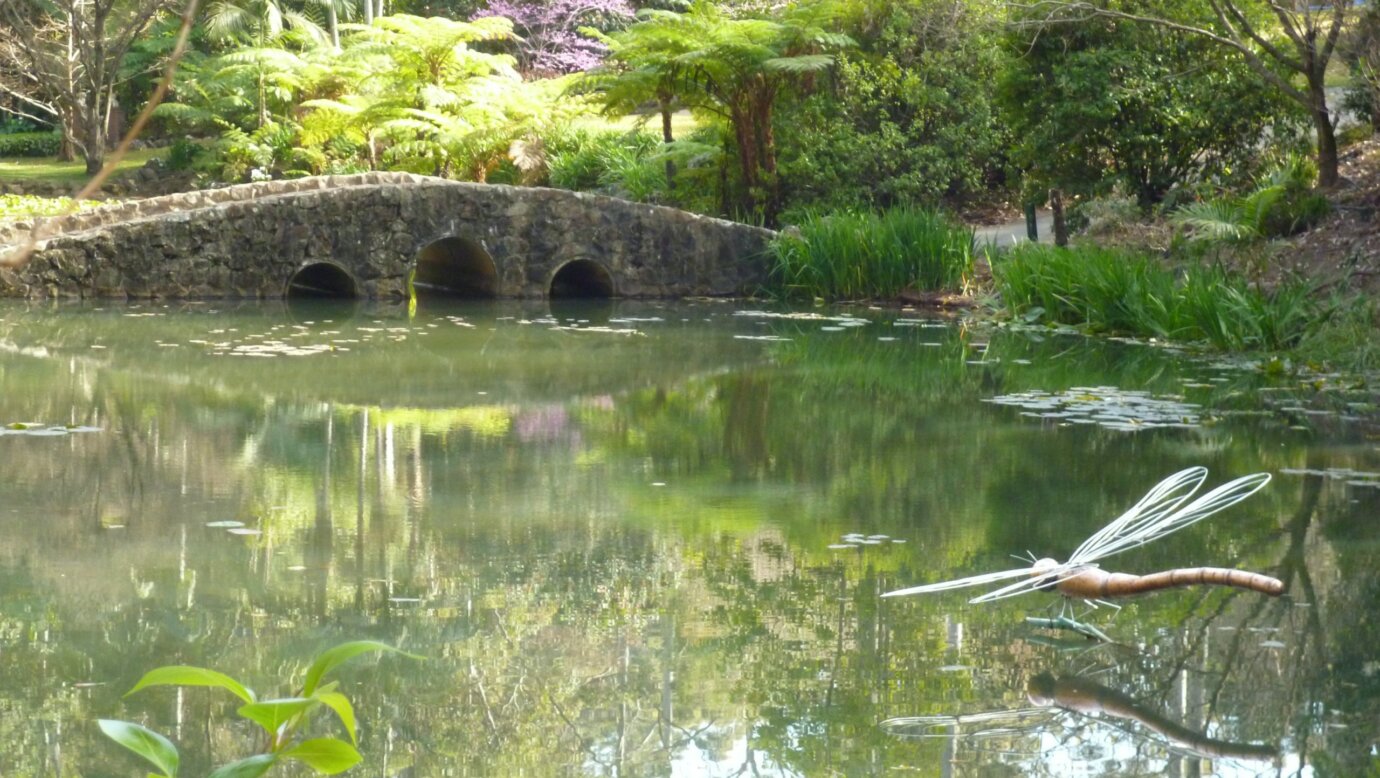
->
[973, 210, 1052, 249]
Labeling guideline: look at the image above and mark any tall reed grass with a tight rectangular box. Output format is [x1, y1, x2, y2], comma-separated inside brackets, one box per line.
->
[992, 244, 1320, 351]
[768, 208, 974, 300]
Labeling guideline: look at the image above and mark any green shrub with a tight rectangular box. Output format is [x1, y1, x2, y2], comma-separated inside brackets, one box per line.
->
[0, 131, 62, 158]
[547, 129, 661, 192]
[1002, 4, 1306, 209]
[768, 207, 974, 300]
[165, 138, 204, 171]
[1296, 296, 1380, 372]
[992, 243, 1320, 350]
[775, 0, 1010, 211]
[1171, 154, 1331, 243]
[0, 116, 46, 134]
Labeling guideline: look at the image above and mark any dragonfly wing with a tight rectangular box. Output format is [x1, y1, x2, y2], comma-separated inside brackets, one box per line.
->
[1070, 471, 1272, 564]
[968, 566, 1080, 603]
[1067, 467, 1208, 564]
[883, 566, 1034, 598]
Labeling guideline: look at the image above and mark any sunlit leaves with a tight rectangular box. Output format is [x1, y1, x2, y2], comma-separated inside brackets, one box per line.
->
[206, 754, 277, 778]
[303, 640, 421, 695]
[0, 194, 114, 221]
[238, 697, 320, 735]
[126, 665, 257, 704]
[97, 720, 180, 777]
[281, 739, 363, 774]
[313, 691, 358, 744]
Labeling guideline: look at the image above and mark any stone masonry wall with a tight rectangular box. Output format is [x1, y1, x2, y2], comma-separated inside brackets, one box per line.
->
[0, 173, 775, 299]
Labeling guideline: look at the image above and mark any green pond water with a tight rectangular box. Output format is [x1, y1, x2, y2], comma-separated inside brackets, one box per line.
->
[0, 299, 1377, 777]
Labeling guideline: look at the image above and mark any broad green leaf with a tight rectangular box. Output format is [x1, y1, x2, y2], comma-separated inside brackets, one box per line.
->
[237, 697, 319, 735]
[314, 690, 358, 744]
[126, 666, 256, 704]
[98, 720, 180, 777]
[302, 641, 420, 696]
[206, 754, 277, 778]
[282, 738, 362, 774]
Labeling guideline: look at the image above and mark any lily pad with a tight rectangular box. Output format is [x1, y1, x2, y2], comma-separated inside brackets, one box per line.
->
[986, 386, 1201, 431]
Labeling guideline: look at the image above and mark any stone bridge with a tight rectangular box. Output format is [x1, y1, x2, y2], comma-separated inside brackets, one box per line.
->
[0, 172, 775, 300]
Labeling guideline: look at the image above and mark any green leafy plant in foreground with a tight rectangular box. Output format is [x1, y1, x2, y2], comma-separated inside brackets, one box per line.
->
[99, 641, 419, 777]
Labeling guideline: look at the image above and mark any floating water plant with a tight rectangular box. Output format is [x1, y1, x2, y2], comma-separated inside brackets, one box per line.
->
[2, 422, 101, 436]
[985, 386, 1201, 431]
[831, 532, 906, 550]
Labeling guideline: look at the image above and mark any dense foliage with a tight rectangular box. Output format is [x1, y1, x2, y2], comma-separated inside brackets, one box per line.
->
[0, 131, 61, 157]
[775, 0, 1009, 211]
[10, 0, 1335, 231]
[1001, 0, 1305, 209]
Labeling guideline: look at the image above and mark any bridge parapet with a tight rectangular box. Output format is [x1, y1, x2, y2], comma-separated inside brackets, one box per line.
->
[0, 174, 774, 300]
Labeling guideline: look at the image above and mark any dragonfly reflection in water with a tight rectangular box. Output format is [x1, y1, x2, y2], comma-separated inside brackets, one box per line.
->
[883, 669, 1279, 773]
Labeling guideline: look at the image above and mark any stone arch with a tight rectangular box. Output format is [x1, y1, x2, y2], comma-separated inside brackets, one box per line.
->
[548, 259, 615, 299]
[414, 236, 499, 298]
[286, 262, 360, 299]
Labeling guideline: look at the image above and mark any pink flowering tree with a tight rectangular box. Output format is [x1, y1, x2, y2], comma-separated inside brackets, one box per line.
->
[474, 0, 634, 77]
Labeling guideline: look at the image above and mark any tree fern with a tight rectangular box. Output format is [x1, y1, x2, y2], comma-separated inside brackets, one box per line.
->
[1170, 200, 1257, 243]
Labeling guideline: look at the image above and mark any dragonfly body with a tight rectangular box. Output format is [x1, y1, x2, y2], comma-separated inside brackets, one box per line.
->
[1031, 559, 1285, 599]
[884, 468, 1279, 603]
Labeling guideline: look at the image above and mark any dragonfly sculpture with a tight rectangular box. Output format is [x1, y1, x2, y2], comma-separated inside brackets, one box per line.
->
[884, 467, 1283, 603]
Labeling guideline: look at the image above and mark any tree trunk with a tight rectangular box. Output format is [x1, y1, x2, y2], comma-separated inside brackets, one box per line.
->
[258, 70, 268, 128]
[659, 95, 675, 190]
[82, 103, 106, 176]
[58, 120, 77, 162]
[1050, 188, 1068, 247]
[363, 0, 373, 26]
[756, 92, 780, 229]
[328, 3, 340, 49]
[1311, 93, 1339, 188]
[730, 106, 757, 217]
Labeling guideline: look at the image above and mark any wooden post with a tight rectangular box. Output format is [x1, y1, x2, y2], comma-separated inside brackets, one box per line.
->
[1024, 202, 1038, 242]
[1050, 188, 1068, 247]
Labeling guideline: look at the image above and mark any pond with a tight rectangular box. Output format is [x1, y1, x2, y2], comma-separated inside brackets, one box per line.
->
[0, 299, 1376, 776]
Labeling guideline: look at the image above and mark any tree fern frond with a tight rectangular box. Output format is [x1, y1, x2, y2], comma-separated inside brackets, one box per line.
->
[762, 54, 835, 73]
[1170, 200, 1257, 242]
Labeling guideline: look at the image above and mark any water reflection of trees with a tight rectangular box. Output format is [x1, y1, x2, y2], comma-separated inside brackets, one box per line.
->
[0, 310, 1377, 774]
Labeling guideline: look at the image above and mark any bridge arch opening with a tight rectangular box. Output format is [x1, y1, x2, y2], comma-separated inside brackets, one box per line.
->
[415, 237, 499, 298]
[286, 262, 360, 299]
[549, 259, 615, 299]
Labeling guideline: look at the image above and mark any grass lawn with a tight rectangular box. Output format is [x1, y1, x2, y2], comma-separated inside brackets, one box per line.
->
[0, 148, 167, 185]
